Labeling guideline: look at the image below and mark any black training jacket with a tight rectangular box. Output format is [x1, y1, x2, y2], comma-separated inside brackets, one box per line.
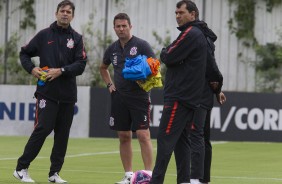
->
[20, 21, 87, 103]
[160, 21, 207, 109]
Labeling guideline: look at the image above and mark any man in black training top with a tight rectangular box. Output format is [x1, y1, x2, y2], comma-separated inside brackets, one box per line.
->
[100, 13, 154, 184]
[13, 0, 87, 183]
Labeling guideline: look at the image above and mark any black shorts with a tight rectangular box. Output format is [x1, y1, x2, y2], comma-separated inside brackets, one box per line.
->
[109, 90, 151, 131]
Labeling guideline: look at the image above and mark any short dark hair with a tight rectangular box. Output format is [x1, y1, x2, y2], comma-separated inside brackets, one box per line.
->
[113, 13, 131, 26]
[57, 0, 75, 16]
[176, 0, 199, 19]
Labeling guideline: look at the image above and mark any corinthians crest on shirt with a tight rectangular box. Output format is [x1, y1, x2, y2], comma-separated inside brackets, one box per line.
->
[39, 99, 46, 109]
[130, 47, 137, 55]
[67, 38, 74, 49]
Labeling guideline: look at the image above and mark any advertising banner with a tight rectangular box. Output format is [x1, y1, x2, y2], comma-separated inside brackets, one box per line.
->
[0, 85, 90, 138]
[210, 92, 282, 142]
[90, 89, 282, 142]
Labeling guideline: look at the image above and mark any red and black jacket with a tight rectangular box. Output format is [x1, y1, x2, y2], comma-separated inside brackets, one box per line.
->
[20, 21, 87, 103]
[160, 21, 207, 109]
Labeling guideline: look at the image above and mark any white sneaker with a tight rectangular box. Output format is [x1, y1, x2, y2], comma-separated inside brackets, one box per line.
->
[13, 169, 35, 183]
[48, 172, 67, 183]
[115, 174, 132, 184]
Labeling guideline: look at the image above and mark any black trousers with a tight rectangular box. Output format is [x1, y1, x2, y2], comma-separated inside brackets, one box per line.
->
[150, 101, 194, 184]
[190, 107, 206, 179]
[174, 107, 207, 183]
[174, 128, 190, 184]
[16, 95, 74, 176]
[200, 109, 212, 183]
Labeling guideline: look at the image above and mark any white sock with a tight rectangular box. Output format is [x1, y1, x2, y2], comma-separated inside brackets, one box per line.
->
[145, 170, 152, 176]
[125, 171, 133, 176]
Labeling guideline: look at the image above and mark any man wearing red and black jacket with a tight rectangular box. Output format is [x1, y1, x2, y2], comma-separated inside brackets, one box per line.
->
[13, 1, 87, 183]
[150, 1, 207, 184]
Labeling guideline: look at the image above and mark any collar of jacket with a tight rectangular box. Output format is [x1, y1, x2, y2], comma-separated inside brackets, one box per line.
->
[50, 21, 73, 34]
[177, 20, 217, 42]
[177, 20, 196, 32]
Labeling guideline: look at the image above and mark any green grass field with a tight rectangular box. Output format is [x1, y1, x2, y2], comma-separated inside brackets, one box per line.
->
[0, 136, 281, 184]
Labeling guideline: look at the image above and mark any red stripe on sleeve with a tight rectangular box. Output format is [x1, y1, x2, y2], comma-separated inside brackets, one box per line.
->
[167, 26, 193, 53]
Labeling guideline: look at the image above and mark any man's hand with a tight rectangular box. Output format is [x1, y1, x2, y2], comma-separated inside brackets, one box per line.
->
[108, 83, 116, 93]
[216, 92, 226, 105]
[45, 68, 62, 81]
[31, 67, 44, 79]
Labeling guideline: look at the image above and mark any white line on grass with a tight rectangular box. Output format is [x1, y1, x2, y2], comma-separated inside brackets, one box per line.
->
[0, 150, 129, 161]
[0, 141, 227, 161]
[212, 175, 282, 181]
[211, 141, 227, 144]
[66, 151, 120, 157]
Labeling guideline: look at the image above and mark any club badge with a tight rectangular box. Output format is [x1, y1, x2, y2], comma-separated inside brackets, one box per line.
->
[130, 47, 137, 56]
[67, 38, 74, 49]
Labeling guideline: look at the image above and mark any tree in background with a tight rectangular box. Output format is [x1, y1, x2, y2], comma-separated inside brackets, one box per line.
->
[0, 0, 36, 84]
[80, 12, 113, 87]
[254, 32, 282, 92]
[228, 0, 282, 92]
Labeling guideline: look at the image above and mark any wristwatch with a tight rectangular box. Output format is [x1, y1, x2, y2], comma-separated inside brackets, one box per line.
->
[61, 67, 65, 74]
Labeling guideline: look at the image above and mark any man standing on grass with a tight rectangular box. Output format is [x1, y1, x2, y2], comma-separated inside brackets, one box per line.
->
[100, 13, 154, 184]
[150, 1, 207, 184]
[13, 0, 87, 183]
